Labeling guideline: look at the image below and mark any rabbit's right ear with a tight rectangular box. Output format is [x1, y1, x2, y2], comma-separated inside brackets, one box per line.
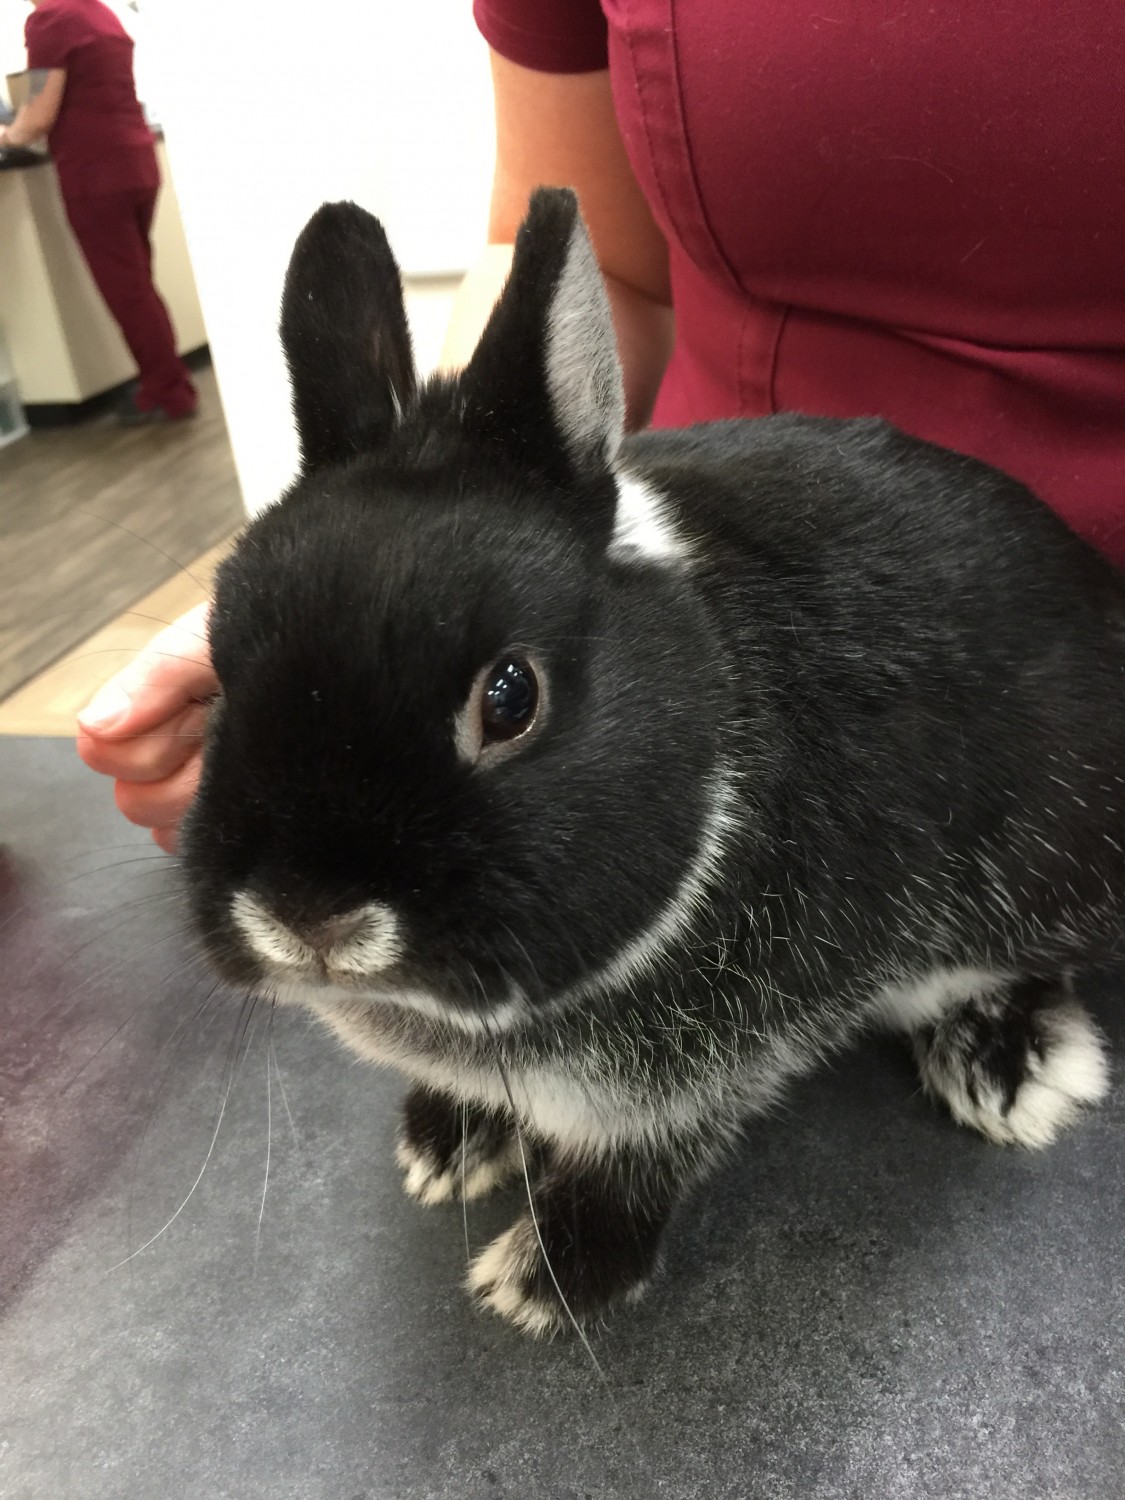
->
[458, 188, 625, 488]
[280, 202, 417, 474]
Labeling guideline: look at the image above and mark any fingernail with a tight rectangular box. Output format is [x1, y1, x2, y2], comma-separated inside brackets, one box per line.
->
[78, 682, 131, 731]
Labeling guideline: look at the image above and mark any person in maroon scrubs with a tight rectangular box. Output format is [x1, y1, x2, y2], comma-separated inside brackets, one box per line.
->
[0, 0, 197, 422]
[77, 1, 1125, 844]
[470, 0, 1125, 572]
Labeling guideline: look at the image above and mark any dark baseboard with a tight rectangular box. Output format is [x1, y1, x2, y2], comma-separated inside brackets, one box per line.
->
[23, 345, 212, 429]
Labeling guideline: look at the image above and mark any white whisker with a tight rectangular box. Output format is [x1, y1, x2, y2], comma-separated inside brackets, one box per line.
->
[255, 1005, 275, 1271]
[269, 1029, 299, 1148]
[110, 994, 256, 1272]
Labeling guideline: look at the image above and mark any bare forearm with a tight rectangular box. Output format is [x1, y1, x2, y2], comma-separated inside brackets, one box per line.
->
[2, 101, 49, 146]
[606, 271, 674, 432]
[2, 70, 65, 148]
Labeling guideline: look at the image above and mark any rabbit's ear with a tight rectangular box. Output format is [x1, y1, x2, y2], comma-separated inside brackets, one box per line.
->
[459, 188, 625, 483]
[280, 202, 417, 473]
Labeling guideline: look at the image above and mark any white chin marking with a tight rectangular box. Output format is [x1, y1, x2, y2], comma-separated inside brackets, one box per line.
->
[229, 890, 401, 977]
[609, 471, 688, 566]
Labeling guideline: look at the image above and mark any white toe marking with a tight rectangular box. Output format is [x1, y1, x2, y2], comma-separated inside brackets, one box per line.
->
[457, 1142, 524, 1200]
[468, 1220, 559, 1337]
[394, 1137, 455, 1205]
[920, 1003, 1110, 1149]
[1001, 1006, 1110, 1148]
[395, 1133, 521, 1206]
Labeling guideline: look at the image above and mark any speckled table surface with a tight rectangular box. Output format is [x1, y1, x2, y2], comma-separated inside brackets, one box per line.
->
[2, 737, 1122, 1500]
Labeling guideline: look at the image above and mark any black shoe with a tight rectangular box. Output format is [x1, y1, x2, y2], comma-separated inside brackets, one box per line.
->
[115, 389, 198, 426]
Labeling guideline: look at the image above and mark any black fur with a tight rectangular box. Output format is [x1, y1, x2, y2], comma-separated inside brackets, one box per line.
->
[459, 190, 593, 482]
[280, 202, 416, 473]
[400, 1085, 519, 1187]
[472, 1148, 677, 1323]
[181, 188, 1125, 1334]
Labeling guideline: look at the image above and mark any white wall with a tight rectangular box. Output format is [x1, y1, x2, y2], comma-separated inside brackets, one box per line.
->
[0, 0, 31, 102]
[144, 0, 494, 515]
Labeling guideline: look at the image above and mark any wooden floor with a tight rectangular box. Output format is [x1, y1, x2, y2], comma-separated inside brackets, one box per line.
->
[0, 361, 243, 705]
[0, 537, 228, 735]
[0, 280, 460, 738]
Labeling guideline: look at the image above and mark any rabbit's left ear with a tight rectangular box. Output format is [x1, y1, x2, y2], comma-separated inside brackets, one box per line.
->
[280, 201, 417, 474]
[459, 188, 625, 483]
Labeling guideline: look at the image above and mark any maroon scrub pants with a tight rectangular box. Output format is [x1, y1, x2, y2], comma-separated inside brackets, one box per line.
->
[64, 188, 198, 418]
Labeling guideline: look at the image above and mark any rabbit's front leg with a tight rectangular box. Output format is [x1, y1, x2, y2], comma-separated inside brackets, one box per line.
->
[396, 1084, 524, 1205]
[467, 1142, 690, 1335]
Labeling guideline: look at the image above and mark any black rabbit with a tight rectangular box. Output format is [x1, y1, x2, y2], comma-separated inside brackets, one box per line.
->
[182, 188, 1124, 1334]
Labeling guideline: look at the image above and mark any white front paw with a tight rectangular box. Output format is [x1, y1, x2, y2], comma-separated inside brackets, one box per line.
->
[467, 1217, 565, 1337]
[395, 1131, 522, 1206]
[919, 999, 1110, 1149]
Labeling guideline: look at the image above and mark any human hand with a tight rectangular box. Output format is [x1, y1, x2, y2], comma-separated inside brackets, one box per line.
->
[76, 603, 216, 854]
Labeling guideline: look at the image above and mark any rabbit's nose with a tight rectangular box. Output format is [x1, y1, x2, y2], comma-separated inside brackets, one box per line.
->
[302, 902, 403, 975]
[305, 911, 370, 956]
[231, 891, 402, 976]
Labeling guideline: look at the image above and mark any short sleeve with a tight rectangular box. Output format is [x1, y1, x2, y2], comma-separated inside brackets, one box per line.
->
[24, 6, 77, 70]
[473, 0, 609, 73]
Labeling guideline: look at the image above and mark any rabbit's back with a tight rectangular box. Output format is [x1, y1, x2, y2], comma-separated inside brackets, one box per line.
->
[622, 414, 1125, 975]
[626, 415, 1123, 613]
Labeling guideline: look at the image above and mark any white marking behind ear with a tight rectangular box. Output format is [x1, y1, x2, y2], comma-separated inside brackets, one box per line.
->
[610, 471, 689, 565]
[545, 220, 625, 469]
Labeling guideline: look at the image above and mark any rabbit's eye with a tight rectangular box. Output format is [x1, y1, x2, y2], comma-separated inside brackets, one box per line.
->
[481, 658, 539, 742]
[454, 653, 546, 765]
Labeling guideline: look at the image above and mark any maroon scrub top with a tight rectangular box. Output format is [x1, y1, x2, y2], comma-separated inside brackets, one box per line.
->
[474, 0, 1125, 568]
[25, 0, 158, 198]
